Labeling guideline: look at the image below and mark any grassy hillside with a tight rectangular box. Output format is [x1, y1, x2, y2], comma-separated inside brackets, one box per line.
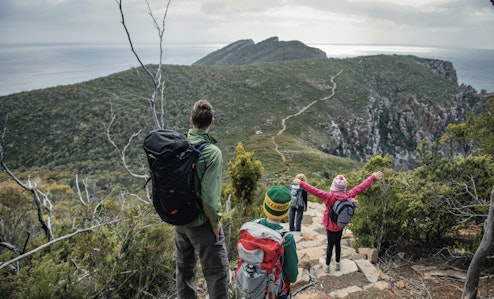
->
[0, 55, 460, 184]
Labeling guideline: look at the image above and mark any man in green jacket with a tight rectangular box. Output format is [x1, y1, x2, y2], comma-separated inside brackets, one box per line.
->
[174, 99, 229, 299]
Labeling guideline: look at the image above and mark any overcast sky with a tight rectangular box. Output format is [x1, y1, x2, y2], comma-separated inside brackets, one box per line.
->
[1, 0, 493, 49]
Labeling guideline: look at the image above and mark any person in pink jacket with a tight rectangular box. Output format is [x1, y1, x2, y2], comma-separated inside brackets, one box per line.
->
[294, 171, 383, 272]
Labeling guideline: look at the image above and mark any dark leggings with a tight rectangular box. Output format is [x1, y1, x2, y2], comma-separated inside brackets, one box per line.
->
[325, 229, 343, 265]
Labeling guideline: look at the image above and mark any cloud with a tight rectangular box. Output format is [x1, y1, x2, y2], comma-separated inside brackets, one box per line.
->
[0, 0, 493, 48]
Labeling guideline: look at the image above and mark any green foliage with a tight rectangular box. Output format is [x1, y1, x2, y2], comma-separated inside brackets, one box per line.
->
[227, 142, 264, 208]
[471, 97, 494, 156]
[0, 181, 43, 247]
[16, 254, 86, 299]
[441, 117, 476, 156]
[0, 169, 180, 298]
[441, 97, 494, 157]
[347, 156, 393, 251]
[0, 55, 461, 179]
[352, 149, 494, 256]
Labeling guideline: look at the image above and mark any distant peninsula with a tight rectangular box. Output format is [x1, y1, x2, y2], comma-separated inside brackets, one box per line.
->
[193, 36, 327, 66]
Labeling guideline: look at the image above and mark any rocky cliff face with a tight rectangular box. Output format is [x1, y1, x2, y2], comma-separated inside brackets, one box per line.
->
[319, 59, 489, 169]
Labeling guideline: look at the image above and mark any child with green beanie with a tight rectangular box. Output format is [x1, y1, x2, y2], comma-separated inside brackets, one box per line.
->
[258, 185, 299, 298]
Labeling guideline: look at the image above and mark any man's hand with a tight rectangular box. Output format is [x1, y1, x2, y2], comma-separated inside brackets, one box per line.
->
[213, 225, 221, 242]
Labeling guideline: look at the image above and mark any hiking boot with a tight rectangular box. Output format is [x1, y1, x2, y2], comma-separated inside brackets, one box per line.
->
[319, 257, 330, 273]
[335, 262, 341, 271]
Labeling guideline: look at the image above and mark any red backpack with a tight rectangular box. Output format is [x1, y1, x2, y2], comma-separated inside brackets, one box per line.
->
[234, 220, 288, 299]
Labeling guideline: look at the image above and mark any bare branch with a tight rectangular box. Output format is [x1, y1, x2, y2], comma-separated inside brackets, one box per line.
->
[0, 160, 53, 240]
[0, 241, 22, 255]
[0, 219, 120, 271]
[147, 0, 172, 128]
[36, 188, 54, 237]
[462, 185, 494, 298]
[120, 190, 149, 205]
[115, 0, 156, 84]
[105, 99, 148, 181]
[75, 173, 87, 205]
[115, 0, 163, 128]
[93, 189, 114, 217]
[1, 115, 7, 140]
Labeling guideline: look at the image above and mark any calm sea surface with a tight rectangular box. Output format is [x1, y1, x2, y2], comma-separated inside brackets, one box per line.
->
[0, 43, 493, 97]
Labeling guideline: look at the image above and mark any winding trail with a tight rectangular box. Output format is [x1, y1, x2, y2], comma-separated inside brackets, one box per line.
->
[271, 70, 343, 172]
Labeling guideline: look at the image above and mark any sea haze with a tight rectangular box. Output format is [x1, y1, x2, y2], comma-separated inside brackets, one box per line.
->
[0, 43, 493, 97]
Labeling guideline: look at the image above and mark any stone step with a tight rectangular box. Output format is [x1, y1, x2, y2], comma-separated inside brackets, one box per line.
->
[286, 201, 391, 298]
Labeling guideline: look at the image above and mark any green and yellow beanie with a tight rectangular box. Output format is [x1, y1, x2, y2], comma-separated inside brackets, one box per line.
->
[263, 185, 291, 221]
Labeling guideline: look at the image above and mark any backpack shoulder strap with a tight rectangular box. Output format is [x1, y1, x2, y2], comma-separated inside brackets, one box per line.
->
[276, 227, 288, 268]
[331, 199, 340, 210]
[254, 219, 287, 238]
[192, 141, 210, 181]
[194, 141, 209, 151]
[277, 227, 288, 238]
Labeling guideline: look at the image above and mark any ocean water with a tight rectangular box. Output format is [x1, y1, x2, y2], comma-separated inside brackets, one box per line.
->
[0, 43, 493, 97]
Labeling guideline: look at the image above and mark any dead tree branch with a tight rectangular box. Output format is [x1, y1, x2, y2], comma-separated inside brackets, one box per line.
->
[0, 242, 22, 255]
[462, 185, 494, 299]
[109, 0, 173, 205]
[104, 99, 147, 181]
[1, 115, 7, 140]
[0, 220, 120, 271]
[0, 148, 53, 240]
[75, 173, 87, 205]
[115, 0, 172, 129]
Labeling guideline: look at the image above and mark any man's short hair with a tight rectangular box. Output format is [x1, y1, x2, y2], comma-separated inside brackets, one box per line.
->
[191, 99, 214, 129]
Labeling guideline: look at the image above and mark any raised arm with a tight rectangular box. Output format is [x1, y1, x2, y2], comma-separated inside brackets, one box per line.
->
[298, 181, 332, 205]
[347, 171, 382, 198]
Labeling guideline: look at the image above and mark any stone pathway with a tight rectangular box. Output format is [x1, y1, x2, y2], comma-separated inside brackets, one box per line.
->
[280, 201, 392, 298]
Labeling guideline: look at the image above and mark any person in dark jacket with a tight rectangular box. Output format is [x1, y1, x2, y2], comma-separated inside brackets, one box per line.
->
[288, 173, 308, 232]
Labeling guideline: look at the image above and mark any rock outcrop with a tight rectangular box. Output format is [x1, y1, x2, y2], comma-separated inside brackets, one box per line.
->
[318, 77, 491, 170]
[193, 37, 327, 66]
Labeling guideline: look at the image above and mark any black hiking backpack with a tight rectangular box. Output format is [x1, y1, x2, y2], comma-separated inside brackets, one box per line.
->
[329, 199, 356, 228]
[143, 129, 209, 225]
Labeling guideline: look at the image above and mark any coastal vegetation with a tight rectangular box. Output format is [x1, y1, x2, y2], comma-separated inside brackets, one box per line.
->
[1, 40, 493, 297]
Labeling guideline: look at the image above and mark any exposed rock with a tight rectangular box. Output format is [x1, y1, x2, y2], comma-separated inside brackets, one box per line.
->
[298, 252, 312, 270]
[293, 290, 332, 299]
[355, 259, 381, 283]
[320, 80, 491, 170]
[292, 268, 312, 291]
[349, 253, 367, 261]
[357, 247, 379, 263]
[411, 265, 467, 280]
[413, 57, 458, 84]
